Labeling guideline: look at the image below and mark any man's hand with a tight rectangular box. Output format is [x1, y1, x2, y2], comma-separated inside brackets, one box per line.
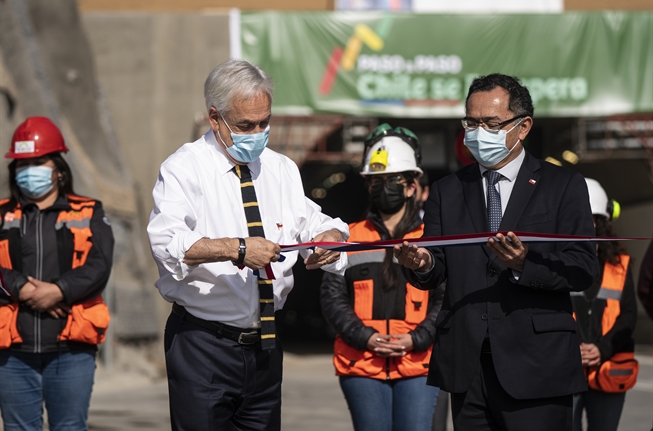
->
[580, 343, 601, 367]
[304, 229, 343, 270]
[23, 277, 64, 312]
[242, 237, 281, 270]
[366, 333, 414, 357]
[393, 242, 432, 273]
[18, 280, 37, 302]
[487, 232, 528, 271]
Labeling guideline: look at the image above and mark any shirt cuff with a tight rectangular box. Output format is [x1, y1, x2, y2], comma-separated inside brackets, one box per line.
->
[414, 250, 435, 280]
[164, 231, 205, 281]
[321, 252, 348, 276]
[511, 269, 522, 281]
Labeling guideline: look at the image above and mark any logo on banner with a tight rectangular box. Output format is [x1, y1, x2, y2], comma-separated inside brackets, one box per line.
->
[318, 17, 589, 108]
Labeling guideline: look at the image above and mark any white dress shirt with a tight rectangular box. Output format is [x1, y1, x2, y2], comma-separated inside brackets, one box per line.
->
[479, 147, 526, 279]
[478, 147, 526, 214]
[148, 130, 349, 328]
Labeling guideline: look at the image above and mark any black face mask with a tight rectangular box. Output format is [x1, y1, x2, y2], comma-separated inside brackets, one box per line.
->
[370, 183, 406, 215]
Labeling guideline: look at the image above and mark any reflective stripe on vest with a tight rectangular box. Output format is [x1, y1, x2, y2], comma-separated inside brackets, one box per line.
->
[600, 255, 629, 336]
[1, 209, 21, 230]
[333, 219, 431, 380]
[347, 250, 386, 267]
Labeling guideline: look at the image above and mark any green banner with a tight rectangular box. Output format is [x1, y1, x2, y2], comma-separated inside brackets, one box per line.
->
[240, 12, 653, 118]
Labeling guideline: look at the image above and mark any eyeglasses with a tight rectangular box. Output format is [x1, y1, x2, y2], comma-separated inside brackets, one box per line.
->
[363, 123, 422, 165]
[461, 115, 524, 131]
[367, 174, 406, 189]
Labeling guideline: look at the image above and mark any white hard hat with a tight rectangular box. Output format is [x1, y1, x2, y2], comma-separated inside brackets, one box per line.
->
[585, 178, 609, 218]
[361, 136, 423, 176]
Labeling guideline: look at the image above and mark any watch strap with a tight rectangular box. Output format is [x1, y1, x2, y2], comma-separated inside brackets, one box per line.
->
[234, 237, 246, 266]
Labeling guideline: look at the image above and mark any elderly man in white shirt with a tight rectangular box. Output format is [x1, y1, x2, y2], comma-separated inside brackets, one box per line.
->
[147, 59, 349, 431]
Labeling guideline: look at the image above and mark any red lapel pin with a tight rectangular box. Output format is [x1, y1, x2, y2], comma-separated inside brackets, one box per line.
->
[529, 179, 537, 185]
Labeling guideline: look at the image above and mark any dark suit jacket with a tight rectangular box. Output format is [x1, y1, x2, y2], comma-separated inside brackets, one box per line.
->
[403, 151, 599, 400]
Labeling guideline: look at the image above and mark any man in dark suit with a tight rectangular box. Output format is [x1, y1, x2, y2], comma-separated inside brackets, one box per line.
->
[394, 74, 599, 431]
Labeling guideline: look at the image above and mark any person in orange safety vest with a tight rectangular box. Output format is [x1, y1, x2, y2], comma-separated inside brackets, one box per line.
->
[321, 124, 444, 431]
[0, 117, 114, 431]
[570, 178, 638, 431]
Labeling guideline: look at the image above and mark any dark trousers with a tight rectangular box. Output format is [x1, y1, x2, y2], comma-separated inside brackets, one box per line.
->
[164, 311, 283, 431]
[451, 350, 572, 431]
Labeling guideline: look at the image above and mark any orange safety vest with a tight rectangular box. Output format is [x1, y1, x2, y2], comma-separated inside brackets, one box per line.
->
[0, 196, 110, 348]
[580, 255, 638, 393]
[333, 220, 432, 380]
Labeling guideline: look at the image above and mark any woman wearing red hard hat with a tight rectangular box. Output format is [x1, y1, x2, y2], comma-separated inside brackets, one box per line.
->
[0, 116, 114, 430]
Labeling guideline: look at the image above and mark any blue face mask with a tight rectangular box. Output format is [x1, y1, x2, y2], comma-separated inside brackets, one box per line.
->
[217, 116, 270, 164]
[15, 165, 55, 199]
[463, 119, 522, 168]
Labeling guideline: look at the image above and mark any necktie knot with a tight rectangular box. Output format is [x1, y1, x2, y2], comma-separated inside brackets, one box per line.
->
[484, 170, 503, 186]
[234, 164, 252, 181]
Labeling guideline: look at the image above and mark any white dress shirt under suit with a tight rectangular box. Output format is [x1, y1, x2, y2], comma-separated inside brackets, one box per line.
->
[148, 130, 349, 328]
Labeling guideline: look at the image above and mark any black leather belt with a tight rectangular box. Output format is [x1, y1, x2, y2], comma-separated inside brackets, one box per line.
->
[172, 303, 261, 345]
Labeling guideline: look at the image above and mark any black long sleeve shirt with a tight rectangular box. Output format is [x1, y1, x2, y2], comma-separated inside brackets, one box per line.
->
[571, 259, 637, 362]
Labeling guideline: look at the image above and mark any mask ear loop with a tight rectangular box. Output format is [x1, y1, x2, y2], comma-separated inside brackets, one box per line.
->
[214, 111, 233, 151]
[483, 118, 525, 169]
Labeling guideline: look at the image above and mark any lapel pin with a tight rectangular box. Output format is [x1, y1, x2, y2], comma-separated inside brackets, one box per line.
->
[529, 179, 537, 185]
[276, 222, 283, 229]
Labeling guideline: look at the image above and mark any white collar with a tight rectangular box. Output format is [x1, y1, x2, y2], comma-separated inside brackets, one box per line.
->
[205, 129, 262, 178]
[478, 146, 525, 182]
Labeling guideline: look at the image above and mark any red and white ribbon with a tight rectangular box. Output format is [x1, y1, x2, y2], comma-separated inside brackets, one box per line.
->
[280, 231, 652, 253]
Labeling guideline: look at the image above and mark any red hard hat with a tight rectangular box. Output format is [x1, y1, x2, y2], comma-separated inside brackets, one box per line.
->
[6, 116, 69, 159]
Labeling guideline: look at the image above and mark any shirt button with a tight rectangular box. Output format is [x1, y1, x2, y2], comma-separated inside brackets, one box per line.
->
[481, 314, 488, 320]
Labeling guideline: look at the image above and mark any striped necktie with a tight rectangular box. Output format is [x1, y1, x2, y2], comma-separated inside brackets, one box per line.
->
[484, 170, 504, 232]
[234, 164, 276, 350]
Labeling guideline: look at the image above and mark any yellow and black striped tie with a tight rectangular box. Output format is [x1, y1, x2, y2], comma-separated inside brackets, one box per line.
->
[234, 164, 276, 350]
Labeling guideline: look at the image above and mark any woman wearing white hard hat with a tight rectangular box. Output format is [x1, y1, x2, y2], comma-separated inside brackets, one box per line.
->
[571, 178, 637, 431]
[0, 117, 114, 430]
[321, 124, 444, 431]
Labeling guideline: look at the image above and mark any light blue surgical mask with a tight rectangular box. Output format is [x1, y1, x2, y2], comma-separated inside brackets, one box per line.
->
[463, 119, 522, 168]
[15, 165, 55, 199]
[217, 115, 270, 164]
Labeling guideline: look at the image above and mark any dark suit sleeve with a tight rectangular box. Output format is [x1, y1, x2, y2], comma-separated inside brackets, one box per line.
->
[320, 271, 376, 351]
[517, 173, 599, 292]
[401, 183, 447, 290]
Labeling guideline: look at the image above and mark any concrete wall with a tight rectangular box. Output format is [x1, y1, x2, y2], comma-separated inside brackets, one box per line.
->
[81, 11, 231, 325]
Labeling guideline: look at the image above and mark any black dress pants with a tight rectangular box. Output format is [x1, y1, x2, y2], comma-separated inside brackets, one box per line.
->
[164, 310, 283, 431]
[451, 349, 572, 431]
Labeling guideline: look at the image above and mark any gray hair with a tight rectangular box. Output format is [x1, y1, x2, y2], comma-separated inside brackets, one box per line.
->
[204, 59, 274, 115]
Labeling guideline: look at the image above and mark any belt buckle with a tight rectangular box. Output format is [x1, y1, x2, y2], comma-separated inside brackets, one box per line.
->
[237, 331, 258, 345]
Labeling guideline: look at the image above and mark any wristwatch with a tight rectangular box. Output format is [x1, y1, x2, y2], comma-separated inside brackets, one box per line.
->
[234, 238, 246, 266]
